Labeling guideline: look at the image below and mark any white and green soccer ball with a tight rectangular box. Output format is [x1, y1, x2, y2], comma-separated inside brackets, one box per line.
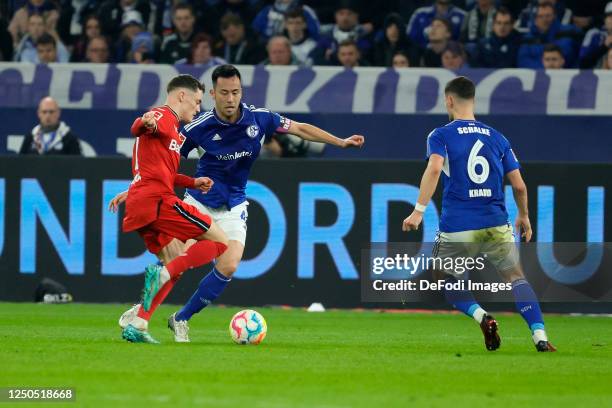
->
[229, 309, 267, 345]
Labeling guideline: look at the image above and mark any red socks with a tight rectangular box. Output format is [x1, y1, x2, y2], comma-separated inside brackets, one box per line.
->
[137, 278, 177, 320]
[166, 240, 227, 279]
[136, 240, 227, 322]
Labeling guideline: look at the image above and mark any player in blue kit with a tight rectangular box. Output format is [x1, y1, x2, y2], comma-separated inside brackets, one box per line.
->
[117, 64, 365, 341]
[402, 76, 556, 352]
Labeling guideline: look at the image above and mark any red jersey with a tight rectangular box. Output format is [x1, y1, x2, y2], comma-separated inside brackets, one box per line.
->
[122, 105, 194, 232]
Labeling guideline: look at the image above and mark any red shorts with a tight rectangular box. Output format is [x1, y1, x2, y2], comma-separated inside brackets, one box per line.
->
[137, 197, 212, 254]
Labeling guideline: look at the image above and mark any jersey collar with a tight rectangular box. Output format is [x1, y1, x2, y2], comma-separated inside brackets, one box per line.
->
[212, 104, 245, 126]
[163, 105, 180, 123]
[448, 118, 478, 125]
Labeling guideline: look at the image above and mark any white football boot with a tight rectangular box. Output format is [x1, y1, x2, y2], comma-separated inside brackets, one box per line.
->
[118, 304, 141, 329]
[168, 312, 190, 343]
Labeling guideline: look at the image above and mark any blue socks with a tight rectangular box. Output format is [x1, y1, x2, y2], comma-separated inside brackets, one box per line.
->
[443, 277, 548, 344]
[512, 279, 546, 335]
[444, 277, 486, 323]
[175, 267, 231, 321]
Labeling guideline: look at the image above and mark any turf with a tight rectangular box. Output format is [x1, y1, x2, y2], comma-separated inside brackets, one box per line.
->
[0, 303, 611, 408]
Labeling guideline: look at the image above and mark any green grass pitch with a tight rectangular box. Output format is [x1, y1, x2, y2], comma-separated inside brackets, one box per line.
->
[1, 302, 611, 407]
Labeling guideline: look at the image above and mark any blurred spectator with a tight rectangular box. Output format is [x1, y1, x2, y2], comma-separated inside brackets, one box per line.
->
[301, 0, 337, 24]
[57, 0, 99, 46]
[473, 7, 520, 67]
[516, 0, 573, 34]
[495, 0, 530, 18]
[85, 35, 110, 63]
[214, 13, 265, 65]
[114, 9, 147, 62]
[36, 32, 65, 63]
[130, 31, 156, 63]
[392, 50, 410, 67]
[14, 13, 69, 63]
[372, 13, 419, 67]
[70, 14, 102, 62]
[407, 0, 466, 48]
[0, 12, 13, 61]
[314, 0, 372, 65]
[567, 0, 610, 32]
[441, 40, 467, 69]
[19, 96, 82, 156]
[262, 35, 299, 65]
[602, 47, 612, 68]
[541, 42, 565, 67]
[97, 0, 150, 41]
[8, 0, 59, 46]
[337, 39, 365, 68]
[175, 33, 226, 69]
[579, 2, 612, 68]
[160, 3, 197, 64]
[420, 17, 452, 67]
[261, 132, 323, 158]
[14, 13, 45, 62]
[284, 7, 317, 66]
[200, 0, 259, 39]
[348, 0, 403, 32]
[253, 0, 319, 41]
[461, 0, 496, 44]
[517, 2, 578, 68]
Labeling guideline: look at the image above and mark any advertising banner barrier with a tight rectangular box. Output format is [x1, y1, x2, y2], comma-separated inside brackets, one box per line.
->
[0, 157, 609, 310]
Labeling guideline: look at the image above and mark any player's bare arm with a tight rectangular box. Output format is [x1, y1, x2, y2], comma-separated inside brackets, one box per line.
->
[287, 121, 365, 148]
[402, 153, 444, 232]
[108, 190, 128, 212]
[506, 169, 532, 242]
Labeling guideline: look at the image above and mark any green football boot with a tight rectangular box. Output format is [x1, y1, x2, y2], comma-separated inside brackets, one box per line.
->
[121, 324, 160, 344]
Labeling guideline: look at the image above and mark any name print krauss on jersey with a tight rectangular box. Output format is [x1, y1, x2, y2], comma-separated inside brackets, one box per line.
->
[426, 118, 521, 232]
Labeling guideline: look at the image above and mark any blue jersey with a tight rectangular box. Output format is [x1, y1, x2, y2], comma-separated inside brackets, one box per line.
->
[180, 103, 291, 209]
[426, 119, 520, 233]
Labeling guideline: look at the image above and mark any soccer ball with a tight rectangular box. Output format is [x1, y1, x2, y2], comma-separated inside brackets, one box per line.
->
[229, 309, 267, 345]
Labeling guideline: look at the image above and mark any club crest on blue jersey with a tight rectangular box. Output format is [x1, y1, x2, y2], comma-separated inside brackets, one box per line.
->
[246, 125, 259, 138]
[180, 103, 286, 209]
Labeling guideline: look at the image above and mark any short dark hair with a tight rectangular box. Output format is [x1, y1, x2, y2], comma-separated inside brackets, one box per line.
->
[220, 13, 243, 30]
[537, 2, 555, 13]
[444, 76, 475, 100]
[338, 39, 358, 50]
[286, 7, 306, 21]
[543, 43, 563, 56]
[494, 7, 513, 21]
[173, 3, 194, 16]
[432, 17, 452, 34]
[166, 74, 205, 94]
[443, 41, 466, 59]
[393, 50, 409, 59]
[36, 33, 56, 48]
[392, 50, 410, 65]
[211, 64, 242, 87]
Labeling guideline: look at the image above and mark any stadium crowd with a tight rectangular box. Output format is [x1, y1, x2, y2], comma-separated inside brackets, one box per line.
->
[0, 0, 611, 69]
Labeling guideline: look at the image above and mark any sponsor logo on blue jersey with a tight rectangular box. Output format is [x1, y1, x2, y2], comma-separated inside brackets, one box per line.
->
[180, 103, 285, 209]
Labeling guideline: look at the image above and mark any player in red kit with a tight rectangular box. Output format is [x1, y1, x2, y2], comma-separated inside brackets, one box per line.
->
[121, 74, 228, 344]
